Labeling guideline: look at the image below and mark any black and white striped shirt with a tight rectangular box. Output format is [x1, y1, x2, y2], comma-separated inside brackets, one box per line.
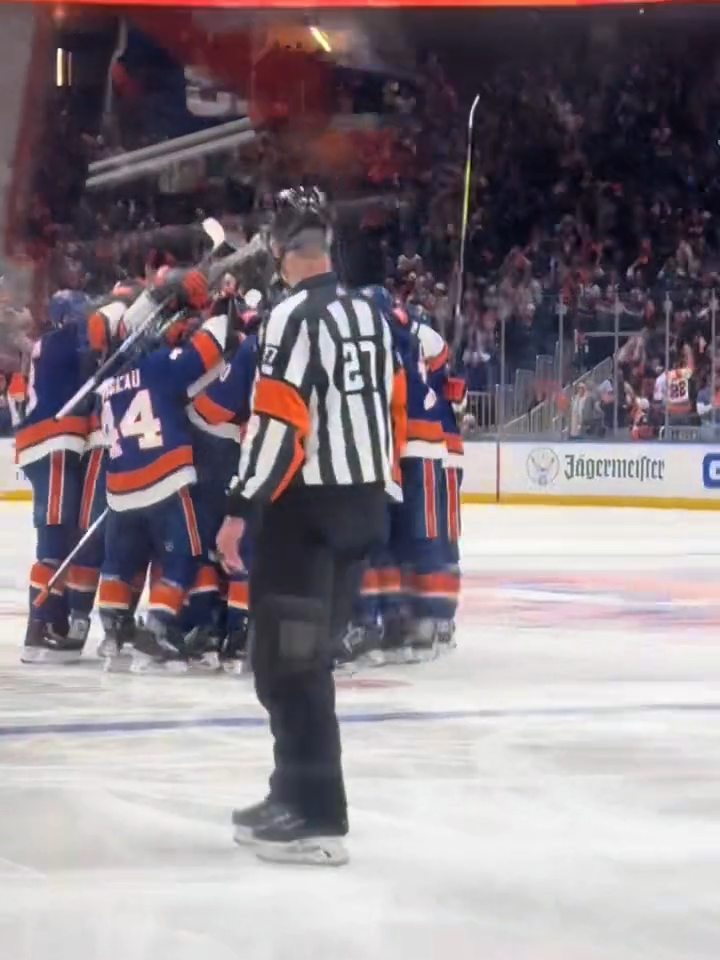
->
[225, 272, 395, 518]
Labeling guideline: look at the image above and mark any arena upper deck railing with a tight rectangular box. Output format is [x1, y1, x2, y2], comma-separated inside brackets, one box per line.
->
[464, 277, 720, 443]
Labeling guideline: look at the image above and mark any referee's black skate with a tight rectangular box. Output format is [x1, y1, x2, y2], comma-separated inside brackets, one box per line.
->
[130, 620, 189, 674]
[232, 797, 288, 845]
[21, 618, 84, 664]
[252, 810, 349, 867]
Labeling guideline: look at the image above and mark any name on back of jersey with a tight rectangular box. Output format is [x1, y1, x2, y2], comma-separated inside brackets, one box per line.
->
[98, 370, 141, 400]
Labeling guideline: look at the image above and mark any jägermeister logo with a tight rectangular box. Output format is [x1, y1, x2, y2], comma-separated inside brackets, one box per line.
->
[563, 453, 665, 483]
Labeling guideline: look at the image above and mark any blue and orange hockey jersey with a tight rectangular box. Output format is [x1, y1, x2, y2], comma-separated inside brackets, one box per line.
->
[99, 314, 227, 511]
[391, 309, 447, 462]
[410, 317, 464, 468]
[187, 334, 257, 486]
[14, 324, 91, 468]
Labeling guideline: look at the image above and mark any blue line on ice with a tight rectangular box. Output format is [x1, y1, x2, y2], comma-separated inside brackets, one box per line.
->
[0, 702, 719, 739]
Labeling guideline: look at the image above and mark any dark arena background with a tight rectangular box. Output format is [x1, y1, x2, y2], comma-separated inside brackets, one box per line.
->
[0, 3, 719, 959]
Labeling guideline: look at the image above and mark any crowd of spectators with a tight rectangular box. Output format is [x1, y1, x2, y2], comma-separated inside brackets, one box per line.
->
[6, 13, 720, 440]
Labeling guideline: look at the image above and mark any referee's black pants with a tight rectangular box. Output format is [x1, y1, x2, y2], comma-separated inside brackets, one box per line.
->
[249, 482, 386, 833]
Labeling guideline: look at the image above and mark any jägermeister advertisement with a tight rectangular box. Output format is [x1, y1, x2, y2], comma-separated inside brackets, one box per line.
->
[526, 447, 666, 487]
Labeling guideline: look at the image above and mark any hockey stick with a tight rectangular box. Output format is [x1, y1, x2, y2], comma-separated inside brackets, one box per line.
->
[452, 94, 480, 350]
[53, 219, 227, 422]
[32, 508, 109, 609]
[54, 297, 170, 420]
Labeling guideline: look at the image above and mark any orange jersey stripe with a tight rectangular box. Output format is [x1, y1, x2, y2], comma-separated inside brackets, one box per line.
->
[378, 568, 402, 593]
[8, 372, 26, 402]
[391, 368, 408, 455]
[191, 329, 223, 372]
[107, 446, 193, 495]
[66, 565, 100, 593]
[407, 420, 445, 444]
[446, 467, 460, 542]
[228, 580, 249, 610]
[178, 486, 202, 557]
[360, 568, 381, 595]
[191, 564, 220, 594]
[413, 572, 459, 598]
[29, 561, 55, 590]
[426, 344, 449, 373]
[79, 447, 104, 530]
[15, 415, 88, 454]
[423, 459, 438, 539]
[97, 577, 133, 610]
[149, 581, 185, 617]
[193, 391, 236, 426]
[47, 451, 64, 525]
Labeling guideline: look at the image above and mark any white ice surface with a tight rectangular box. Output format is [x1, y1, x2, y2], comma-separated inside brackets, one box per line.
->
[0, 503, 719, 960]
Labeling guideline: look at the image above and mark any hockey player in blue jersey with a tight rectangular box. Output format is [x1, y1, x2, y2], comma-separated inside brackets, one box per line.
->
[96, 267, 229, 671]
[337, 286, 445, 666]
[387, 302, 451, 661]
[435, 366, 467, 652]
[16, 289, 93, 663]
[65, 282, 149, 659]
[184, 285, 258, 672]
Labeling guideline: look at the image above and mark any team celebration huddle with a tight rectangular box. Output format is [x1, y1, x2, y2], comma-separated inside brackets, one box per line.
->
[9, 189, 466, 680]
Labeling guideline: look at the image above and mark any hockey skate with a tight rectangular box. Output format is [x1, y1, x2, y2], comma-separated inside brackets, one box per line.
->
[97, 613, 137, 663]
[21, 618, 84, 665]
[334, 620, 383, 673]
[252, 809, 349, 867]
[220, 623, 251, 676]
[436, 619, 457, 655]
[130, 619, 189, 674]
[375, 612, 415, 666]
[231, 797, 290, 845]
[405, 618, 441, 663]
[184, 625, 222, 672]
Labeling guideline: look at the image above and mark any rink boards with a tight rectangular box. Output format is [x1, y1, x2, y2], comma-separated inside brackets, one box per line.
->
[2, 437, 720, 509]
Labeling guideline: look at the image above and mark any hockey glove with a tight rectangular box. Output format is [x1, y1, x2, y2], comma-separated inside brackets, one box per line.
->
[152, 267, 209, 312]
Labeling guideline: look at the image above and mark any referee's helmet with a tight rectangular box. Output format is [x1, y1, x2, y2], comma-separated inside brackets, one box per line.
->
[269, 187, 333, 261]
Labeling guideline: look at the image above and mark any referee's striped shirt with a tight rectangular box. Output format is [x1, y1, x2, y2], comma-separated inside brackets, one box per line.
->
[225, 272, 400, 518]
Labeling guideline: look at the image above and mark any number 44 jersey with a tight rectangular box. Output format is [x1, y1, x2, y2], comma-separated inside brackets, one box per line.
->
[99, 315, 228, 512]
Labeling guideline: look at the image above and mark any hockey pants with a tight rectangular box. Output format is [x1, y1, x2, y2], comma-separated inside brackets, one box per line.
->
[24, 450, 82, 628]
[98, 486, 202, 627]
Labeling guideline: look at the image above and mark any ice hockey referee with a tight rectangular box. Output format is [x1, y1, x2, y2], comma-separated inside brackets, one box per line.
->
[216, 187, 404, 866]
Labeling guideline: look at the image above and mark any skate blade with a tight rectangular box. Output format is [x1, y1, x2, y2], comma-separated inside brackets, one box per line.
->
[437, 639, 457, 657]
[333, 661, 358, 678]
[188, 652, 222, 673]
[232, 825, 257, 846]
[221, 660, 251, 677]
[405, 642, 439, 664]
[20, 647, 83, 665]
[373, 647, 415, 667]
[255, 836, 349, 867]
[102, 655, 133, 674]
[129, 651, 189, 675]
[97, 640, 132, 660]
